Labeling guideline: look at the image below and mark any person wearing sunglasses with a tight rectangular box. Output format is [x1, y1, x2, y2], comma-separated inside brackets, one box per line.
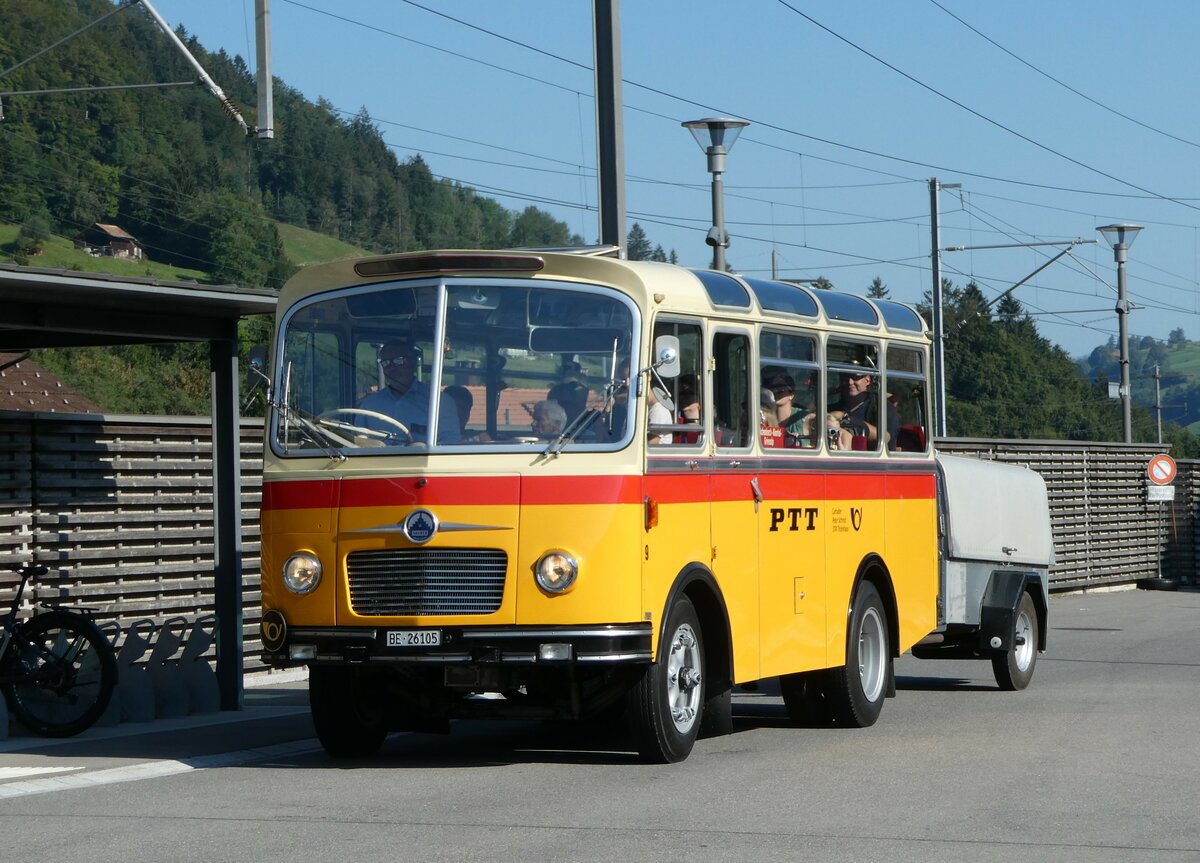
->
[827, 359, 897, 451]
[357, 341, 461, 443]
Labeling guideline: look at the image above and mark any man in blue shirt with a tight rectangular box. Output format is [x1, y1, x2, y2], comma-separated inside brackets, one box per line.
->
[357, 341, 460, 444]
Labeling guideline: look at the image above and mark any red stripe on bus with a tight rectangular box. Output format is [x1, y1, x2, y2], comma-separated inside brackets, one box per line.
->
[339, 476, 521, 507]
[262, 469, 935, 511]
[261, 479, 337, 511]
[521, 475, 643, 505]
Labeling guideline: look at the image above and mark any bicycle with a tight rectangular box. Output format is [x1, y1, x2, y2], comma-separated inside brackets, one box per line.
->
[0, 563, 118, 737]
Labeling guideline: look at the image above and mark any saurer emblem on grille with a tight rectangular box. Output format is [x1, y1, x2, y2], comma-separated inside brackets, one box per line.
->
[402, 508, 438, 544]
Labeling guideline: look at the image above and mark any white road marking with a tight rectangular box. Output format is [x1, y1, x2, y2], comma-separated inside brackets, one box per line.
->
[0, 739, 321, 800]
[0, 765, 84, 780]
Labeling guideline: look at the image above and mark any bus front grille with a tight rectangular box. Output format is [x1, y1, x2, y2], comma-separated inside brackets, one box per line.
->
[346, 548, 507, 616]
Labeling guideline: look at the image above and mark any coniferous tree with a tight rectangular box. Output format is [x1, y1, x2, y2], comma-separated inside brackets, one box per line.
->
[626, 223, 652, 260]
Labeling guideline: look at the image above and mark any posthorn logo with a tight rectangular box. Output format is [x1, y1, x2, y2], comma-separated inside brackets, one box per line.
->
[402, 509, 438, 544]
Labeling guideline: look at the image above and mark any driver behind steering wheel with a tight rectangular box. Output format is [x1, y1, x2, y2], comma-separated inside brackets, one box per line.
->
[356, 341, 461, 443]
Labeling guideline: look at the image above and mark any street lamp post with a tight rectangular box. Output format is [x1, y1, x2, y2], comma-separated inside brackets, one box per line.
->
[1097, 223, 1144, 444]
[682, 117, 749, 271]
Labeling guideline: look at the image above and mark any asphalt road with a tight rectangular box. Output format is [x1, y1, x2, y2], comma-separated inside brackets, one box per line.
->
[1, 587, 1198, 862]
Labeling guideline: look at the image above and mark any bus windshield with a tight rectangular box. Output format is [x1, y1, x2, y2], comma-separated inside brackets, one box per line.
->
[272, 278, 638, 456]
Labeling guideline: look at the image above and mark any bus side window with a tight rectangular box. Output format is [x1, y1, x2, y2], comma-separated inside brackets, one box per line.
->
[652, 320, 705, 447]
[760, 330, 819, 450]
[713, 331, 751, 449]
[887, 346, 929, 453]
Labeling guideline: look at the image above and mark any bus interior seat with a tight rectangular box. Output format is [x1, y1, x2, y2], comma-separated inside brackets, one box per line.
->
[896, 424, 926, 452]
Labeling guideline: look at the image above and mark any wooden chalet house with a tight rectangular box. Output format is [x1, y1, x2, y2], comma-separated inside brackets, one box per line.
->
[73, 223, 144, 261]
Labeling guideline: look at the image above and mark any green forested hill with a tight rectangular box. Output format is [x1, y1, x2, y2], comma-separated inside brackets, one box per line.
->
[0, 0, 581, 292]
[917, 281, 1199, 455]
[1078, 328, 1200, 436]
[0, 0, 583, 414]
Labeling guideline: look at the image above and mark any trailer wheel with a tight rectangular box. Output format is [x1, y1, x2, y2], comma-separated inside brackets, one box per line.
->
[992, 591, 1038, 691]
[310, 666, 389, 758]
[628, 596, 704, 763]
[827, 581, 890, 727]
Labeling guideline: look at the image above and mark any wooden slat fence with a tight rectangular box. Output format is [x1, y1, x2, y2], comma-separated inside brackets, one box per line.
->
[936, 438, 1196, 590]
[0, 411, 266, 671]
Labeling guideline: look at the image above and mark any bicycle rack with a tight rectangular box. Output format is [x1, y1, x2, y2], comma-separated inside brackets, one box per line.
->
[147, 616, 190, 718]
[95, 620, 123, 727]
[116, 618, 157, 723]
[179, 614, 219, 714]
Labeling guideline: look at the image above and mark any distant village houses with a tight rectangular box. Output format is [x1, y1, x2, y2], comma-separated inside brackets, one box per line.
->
[73, 223, 143, 261]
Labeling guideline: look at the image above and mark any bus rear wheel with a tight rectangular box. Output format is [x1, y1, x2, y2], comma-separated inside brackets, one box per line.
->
[827, 582, 890, 728]
[309, 666, 389, 758]
[628, 596, 704, 763]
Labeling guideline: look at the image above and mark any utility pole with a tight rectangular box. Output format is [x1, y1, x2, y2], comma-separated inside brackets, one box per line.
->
[929, 178, 958, 438]
[255, 0, 273, 139]
[1097, 224, 1144, 444]
[1154, 365, 1163, 444]
[593, 0, 625, 256]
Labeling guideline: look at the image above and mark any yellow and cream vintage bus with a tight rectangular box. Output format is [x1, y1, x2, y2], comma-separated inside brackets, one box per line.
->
[257, 247, 1043, 763]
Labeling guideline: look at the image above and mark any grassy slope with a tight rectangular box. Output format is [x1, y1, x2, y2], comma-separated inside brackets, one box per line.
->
[3, 221, 368, 282]
[0, 225, 209, 282]
[276, 222, 367, 267]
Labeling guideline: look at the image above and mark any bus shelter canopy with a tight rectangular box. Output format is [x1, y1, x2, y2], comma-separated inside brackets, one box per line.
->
[0, 262, 277, 711]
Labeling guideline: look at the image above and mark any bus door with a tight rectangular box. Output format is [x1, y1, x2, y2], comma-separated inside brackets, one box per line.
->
[755, 330, 829, 678]
[708, 327, 760, 683]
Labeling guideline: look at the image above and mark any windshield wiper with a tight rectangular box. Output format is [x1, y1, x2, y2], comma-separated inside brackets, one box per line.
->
[541, 340, 625, 459]
[542, 406, 603, 458]
[288, 410, 350, 462]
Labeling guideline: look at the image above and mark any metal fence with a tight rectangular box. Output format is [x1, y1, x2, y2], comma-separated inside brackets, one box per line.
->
[0, 414, 1193, 676]
[936, 438, 1195, 590]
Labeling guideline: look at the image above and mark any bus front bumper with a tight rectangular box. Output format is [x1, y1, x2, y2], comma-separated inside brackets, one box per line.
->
[261, 615, 653, 668]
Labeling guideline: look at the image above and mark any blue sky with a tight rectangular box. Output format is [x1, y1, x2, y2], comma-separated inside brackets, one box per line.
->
[146, 0, 1200, 359]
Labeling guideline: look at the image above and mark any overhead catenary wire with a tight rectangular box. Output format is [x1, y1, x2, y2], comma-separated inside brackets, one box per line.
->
[12, 0, 1200, 357]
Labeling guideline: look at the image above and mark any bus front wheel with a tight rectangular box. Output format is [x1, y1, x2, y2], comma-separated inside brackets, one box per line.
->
[310, 666, 389, 758]
[827, 582, 890, 728]
[628, 596, 704, 763]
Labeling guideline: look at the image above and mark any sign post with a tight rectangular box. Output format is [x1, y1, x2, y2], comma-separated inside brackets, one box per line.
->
[1143, 454, 1178, 590]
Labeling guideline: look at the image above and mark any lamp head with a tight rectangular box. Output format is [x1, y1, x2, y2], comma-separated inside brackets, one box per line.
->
[682, 117, 750, 153]
[1097, 223, 1144, 250]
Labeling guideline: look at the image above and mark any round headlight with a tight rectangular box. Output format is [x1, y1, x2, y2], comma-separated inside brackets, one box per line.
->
[535, 550, 578, 593]
[282, 552, 322, 595]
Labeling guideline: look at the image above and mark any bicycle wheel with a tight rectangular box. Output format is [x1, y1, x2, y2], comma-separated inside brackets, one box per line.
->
[1, 609, 118, 737]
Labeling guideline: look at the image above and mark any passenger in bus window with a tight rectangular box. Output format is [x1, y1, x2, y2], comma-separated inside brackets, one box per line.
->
[647, 386, 674, 445]
[765, 371, 816, 448]
[674, 374, 701, 444]
[547, 360, 589, 427]
[442, 385, 490, 443]
[357, 341, 461, 443]
[530, 399, 567, 439]
[828, 363, 898, 450]
[604, 359, 632, 440]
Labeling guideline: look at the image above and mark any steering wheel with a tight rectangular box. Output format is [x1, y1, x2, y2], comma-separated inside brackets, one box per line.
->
[317, 408, 412, 444]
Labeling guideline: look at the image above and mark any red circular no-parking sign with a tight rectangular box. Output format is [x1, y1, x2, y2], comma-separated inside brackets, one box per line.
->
[1148, 454, 1177, 485]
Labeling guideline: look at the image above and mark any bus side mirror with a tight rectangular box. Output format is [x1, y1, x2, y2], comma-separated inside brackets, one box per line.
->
[653, 335, 680, 378]
[246, 345, 269, 392]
